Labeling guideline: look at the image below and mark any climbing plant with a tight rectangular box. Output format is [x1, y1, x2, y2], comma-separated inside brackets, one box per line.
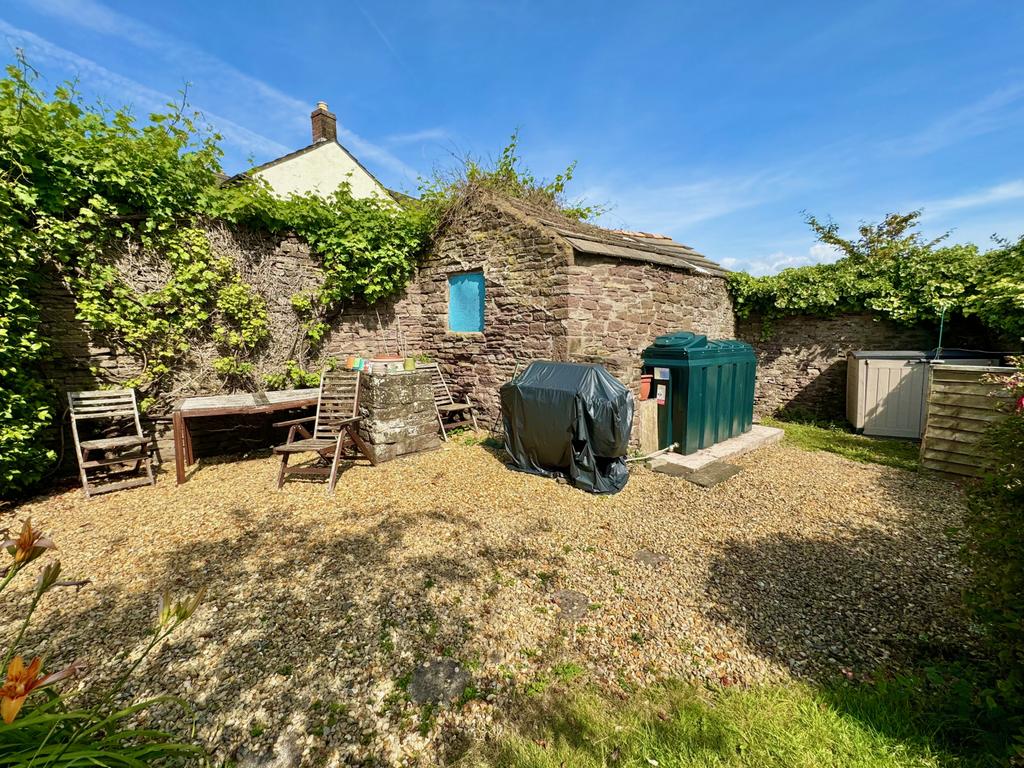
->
[203, 178, 431, 351]
[0, 175, 52, 494]
[727, 211, 1023, 338]
[0, 60, 429, 495]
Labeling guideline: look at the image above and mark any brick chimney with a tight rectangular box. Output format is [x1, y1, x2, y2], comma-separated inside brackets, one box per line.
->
[311, 101, 337, 143]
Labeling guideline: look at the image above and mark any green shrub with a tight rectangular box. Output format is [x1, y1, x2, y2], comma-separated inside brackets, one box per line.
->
[963, 356, 1024, 756]
[728, 211, 1023, 339]
[263, 359, 323, 390]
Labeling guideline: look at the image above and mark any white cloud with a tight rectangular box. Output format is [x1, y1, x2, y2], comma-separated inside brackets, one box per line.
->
[0, 19, 290, 159]
[922, 179, 1024, 215]
[14, 0, 421, 181]
[726, 243, 843, 277]
[384, 127, 451, 145]
[883, 83, 1024, 156]
[587, 169, 808, 237]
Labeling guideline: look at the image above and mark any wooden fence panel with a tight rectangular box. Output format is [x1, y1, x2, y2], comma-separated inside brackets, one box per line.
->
[920, 365, 1014, 477]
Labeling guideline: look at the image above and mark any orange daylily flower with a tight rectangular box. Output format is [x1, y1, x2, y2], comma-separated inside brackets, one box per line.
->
[0, 656, 43, 724]
[0, 655, 83, 724]
[3, 520, 54, 569]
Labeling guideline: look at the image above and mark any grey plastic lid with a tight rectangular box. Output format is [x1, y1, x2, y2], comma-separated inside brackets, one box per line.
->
[850, 348, 1003, 361]
[849, 350, 927, 360]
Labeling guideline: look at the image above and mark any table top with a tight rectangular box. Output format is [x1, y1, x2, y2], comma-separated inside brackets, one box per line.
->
[176, 388, 319, 417]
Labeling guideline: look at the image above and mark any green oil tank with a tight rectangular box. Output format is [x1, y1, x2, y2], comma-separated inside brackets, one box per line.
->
[641, 331, 756, 455]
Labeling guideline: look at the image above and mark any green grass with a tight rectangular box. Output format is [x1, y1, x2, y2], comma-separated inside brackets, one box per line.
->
[459, 677, 1000, 768]
[764, 417, 920, 471]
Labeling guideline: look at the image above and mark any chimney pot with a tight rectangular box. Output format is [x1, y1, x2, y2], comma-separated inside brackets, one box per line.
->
[311, 101, 337, 144]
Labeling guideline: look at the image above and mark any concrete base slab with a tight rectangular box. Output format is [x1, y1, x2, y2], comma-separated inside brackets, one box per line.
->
[687, 462, 743, 487]
[650, 425, 784, 477]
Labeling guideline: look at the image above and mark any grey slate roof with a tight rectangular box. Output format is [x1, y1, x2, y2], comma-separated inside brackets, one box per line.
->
[505, 198, 728, 277]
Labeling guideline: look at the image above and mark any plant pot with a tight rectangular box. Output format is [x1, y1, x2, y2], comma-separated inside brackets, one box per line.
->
[639, 374, 654, 400]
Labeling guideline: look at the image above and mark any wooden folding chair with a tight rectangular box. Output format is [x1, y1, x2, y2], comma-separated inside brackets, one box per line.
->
[417, 363, 479, 441]
[272, 369, 377, 494]
[68, 389, 156, 498]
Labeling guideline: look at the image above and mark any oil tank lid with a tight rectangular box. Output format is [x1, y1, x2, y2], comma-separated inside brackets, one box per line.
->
[650, 331, 708, 350]
[644, 331, 754, 360]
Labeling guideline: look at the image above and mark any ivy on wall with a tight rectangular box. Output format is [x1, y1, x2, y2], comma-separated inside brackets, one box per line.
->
[728, 212, 1024, 339]
[203, 181, 431, 352]
[0, 61, 428, 495]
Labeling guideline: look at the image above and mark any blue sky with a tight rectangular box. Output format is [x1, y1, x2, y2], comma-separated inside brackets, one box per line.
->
[2, 0, 1022, 274]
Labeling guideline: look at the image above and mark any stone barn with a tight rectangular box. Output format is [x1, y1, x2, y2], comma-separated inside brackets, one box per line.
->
[382, 189, 735, 422]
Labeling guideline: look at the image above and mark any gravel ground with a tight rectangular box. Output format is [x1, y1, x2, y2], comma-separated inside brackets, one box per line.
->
[1, 440, 970, 766]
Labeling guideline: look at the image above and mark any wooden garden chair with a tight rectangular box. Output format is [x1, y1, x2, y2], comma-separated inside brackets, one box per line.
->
[272, 368, 377, 494]
[417, 363, 479, 441]
[68, 389, 156, 498]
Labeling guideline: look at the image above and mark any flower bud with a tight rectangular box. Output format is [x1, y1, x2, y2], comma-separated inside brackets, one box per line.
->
[34, 561, 61, 596]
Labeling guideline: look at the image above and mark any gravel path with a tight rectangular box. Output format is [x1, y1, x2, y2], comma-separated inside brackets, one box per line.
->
[2, 441, 969, 766]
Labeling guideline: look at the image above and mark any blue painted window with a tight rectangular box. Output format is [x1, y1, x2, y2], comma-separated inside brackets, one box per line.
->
[448, 271, 485, 333]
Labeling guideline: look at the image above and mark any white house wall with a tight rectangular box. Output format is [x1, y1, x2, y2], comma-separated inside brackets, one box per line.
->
[254, 142, 389, 200]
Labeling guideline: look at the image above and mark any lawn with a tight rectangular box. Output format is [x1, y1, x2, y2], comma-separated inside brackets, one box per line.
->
[465, 679, 986, 768]
[2, 440, 973, 766]
[763, 417, 921, 471]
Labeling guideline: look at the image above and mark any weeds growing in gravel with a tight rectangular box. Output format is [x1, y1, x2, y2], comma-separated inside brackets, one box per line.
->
[0, 518, 204, 766]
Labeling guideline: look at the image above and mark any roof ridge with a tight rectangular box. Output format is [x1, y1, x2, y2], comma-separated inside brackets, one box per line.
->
[477, 189, 728, 277]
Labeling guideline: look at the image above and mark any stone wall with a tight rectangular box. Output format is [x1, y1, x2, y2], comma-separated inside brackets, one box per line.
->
[38, 223, 422, 465]
[565, 255, 735, 393]
[37, 192, 745, 467]
[737, 313, 939, 420]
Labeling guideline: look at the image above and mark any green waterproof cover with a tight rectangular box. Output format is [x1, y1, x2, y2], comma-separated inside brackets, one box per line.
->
[500, 361, 634, 494]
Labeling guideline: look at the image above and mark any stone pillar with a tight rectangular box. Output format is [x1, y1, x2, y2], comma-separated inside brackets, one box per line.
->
[358, 370, 441, 462]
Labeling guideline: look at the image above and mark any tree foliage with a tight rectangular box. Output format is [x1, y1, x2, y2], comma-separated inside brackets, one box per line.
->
[969, 237, 1024, 339]
[728, 211, 1023, 338]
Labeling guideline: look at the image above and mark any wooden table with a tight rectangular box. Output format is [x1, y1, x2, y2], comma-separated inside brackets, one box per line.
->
[172, 389, 319, 484]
